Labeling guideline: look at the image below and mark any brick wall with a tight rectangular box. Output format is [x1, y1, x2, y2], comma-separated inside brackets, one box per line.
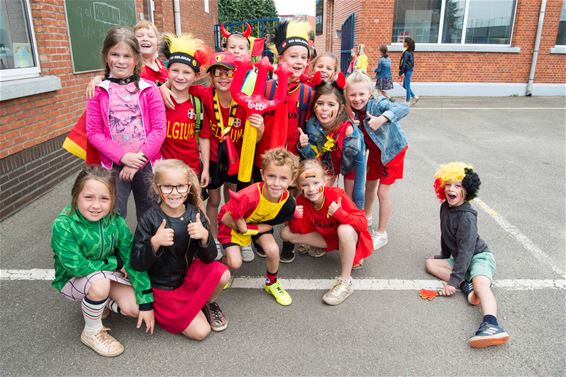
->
[316, 0, 566, 84]
[0, 0, 218, 221]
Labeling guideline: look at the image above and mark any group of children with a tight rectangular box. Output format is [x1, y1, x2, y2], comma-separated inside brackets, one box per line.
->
[51, 18, 509, 358]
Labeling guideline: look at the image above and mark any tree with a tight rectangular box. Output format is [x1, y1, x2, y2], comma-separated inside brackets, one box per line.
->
[219, 0, 278, 24]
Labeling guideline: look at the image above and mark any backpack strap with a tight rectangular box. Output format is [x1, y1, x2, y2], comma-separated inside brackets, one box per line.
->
[297, 84, 312, 128]
[265, 79, 278, 100]
[190, 94, 203, 133]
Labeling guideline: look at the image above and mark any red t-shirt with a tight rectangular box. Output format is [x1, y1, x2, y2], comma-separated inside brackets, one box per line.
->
[288, 186, 373, 265]
[161, 98, 211, 174]
[141, 58, 169, 84]
[190, 86, 247, 163]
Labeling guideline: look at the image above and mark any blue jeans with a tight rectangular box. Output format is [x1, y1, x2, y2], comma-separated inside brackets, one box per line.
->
[113, 163, 154, 221]
[350, 139, 366, 210]
[403, 70, 416, 102]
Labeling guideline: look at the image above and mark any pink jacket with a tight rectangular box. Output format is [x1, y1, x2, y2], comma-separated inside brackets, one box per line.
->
[86, 78, 166, 169]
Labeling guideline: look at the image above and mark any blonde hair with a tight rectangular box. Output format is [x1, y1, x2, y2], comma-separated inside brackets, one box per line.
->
[261, 148, 300, 180]
[134, 21, 160, 41]
[345, 70, 374, 95]
[309, 52, 339, 76]
[358, 43, 366, 55]
[297, 159, 325, 185]
[70, 166, 116, 214]
[153, 159, 202, 209]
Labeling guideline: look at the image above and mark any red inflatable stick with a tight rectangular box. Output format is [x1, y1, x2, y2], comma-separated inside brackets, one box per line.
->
[230, 57, 290, 182]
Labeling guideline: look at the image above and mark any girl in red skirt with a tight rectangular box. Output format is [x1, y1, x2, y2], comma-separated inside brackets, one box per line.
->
[280, 159, 373, 305]
[131, 159, 230, 340]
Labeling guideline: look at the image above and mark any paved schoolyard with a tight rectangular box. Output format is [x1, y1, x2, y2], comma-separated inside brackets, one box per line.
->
[1, 97, 564, 376]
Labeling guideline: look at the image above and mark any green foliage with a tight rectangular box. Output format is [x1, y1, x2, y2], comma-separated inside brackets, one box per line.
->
[219, 0, 278, 24]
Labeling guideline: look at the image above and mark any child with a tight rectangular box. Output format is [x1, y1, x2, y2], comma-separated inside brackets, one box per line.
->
[86, 27, 166, 221]
[302, 52, 339, 86]
[345, 71, 409, 251]
[426, 162, 510, 348]
[131, 159, 231, 339]
[51, 167, 154, 357]
[190, 51, 265, 262]
[281, 159, 373, 304]
[159, 33, 211, 188]
[255, 18, 314, 263]
[346, 48, 357, 76]
[399, 37, 419, 106]
[218, 148, 299, 306]
[221, 23, 252, 60]
[87, 21, 168, 97]
[354, 43, 368, 74]
[374, 45, 394, 100]
[298, 72, 365, 210]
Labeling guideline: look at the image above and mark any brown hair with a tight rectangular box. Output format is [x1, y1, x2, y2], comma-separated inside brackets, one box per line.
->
[297, 159, 325, 185]
[310, 82, 348, 133]
[101, 27, 142, 81]
[379, 44, 388, 57]
[261, 147, 300, 180]
[153, 159, 202, 209]
[309, 52, 339, 76]
[70, 166, 116, 214]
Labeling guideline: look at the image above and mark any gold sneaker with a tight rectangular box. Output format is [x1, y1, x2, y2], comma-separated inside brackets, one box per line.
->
[81, 327, 124, 357]
[322, 277, 353, 305]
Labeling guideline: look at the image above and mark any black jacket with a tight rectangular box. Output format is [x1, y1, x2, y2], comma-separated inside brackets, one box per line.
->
[131, 204, 217, 290]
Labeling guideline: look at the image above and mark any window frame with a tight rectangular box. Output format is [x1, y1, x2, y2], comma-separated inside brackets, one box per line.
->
[0, 0, 41, 82]
[551, 0, 566, 54]
[391, 0, 518, 49]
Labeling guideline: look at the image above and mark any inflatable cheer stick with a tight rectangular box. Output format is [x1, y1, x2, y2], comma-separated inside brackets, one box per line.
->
[231, 57, 290, 182]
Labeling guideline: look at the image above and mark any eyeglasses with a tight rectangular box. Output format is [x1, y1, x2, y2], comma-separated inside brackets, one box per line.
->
[158, 184, 190, 194]
[211, 67, 234, 78]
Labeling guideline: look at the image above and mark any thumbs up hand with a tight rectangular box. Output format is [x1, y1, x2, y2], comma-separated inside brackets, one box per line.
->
[327, 197, 342, 217]
[298, 128, 309, 148]
[151, 219, 174, 251]
[188, 212, 208, 242]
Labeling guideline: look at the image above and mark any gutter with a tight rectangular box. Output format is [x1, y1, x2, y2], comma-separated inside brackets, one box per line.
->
[526, 0, 546, 96]
[173, 0, 182, 35]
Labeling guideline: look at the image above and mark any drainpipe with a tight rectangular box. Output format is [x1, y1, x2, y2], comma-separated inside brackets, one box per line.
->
[526, 0, 546, 96]
[173, 0, 182, 35]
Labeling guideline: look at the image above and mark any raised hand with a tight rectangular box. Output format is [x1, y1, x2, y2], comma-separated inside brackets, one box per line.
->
[298, 127, 309, 148]
[327, 197, 342, 217]
[188, 212, 208, 241]
[151, 219, 174, 251]
[367, 115, 387, 131]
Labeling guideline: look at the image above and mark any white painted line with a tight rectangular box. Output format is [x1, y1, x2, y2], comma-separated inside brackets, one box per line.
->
[2, 270, 564, 290]
[410, 107, 565, 110]
[410, 148, 565, 279]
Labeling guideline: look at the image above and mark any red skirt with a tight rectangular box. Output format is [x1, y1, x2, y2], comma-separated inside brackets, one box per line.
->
[153, 260, 228, 334]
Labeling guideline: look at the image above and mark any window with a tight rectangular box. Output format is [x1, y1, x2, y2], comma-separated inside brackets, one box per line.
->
[0, 0, 40, 81]
[393, 0, 517, 45]
[556, 1, 566, 46]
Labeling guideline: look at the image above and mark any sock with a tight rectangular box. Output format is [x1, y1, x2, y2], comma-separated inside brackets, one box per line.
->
[106, 298, 121, 314]
[483, 314, 498, 326]
[82, 296, 108, 333]
[265, 270, 278, 286]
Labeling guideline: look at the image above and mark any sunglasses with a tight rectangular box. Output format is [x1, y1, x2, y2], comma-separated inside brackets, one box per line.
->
[211, 67, 234, 78]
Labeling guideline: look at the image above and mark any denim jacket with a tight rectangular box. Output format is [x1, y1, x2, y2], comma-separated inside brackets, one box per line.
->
[298, 117, 366, 209]
[361, 97, 410, 165]
[374, 57, 392, 80]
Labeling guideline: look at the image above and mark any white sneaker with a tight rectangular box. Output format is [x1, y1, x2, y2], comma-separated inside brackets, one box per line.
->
[372, 231, 388, 250]
[411, 96, 419, 106]
[214, 240, 223, 261]
[241, 245, 255, 262]
[81, 327, 124, 357]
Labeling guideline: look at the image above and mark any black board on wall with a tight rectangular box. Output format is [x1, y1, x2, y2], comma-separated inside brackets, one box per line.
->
[64, 0, 136, 73]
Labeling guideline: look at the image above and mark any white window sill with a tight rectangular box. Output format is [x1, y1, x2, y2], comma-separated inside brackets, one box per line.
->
[549, 46, 566, 54]
[388, 44, 521, 53]
[0, 75, 61, 101]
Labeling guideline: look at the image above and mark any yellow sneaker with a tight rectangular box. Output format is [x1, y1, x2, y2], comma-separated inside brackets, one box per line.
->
[264, 281, 292, 306]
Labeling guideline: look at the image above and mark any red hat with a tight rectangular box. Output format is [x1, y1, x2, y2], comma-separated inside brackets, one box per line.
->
[207, 51, 236, 72]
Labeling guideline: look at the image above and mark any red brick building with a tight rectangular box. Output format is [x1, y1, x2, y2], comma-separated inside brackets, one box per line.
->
[0, 0, 218, 220]
[314, 0, 566, 96]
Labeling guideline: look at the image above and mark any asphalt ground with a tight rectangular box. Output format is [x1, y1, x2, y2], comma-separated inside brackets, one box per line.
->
[1, 96, 565, 376]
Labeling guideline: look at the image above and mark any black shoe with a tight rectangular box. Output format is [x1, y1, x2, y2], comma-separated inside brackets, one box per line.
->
[280, 242, 295, 263]
[254, 242, 266, 258]
[460, 280, 480, 305]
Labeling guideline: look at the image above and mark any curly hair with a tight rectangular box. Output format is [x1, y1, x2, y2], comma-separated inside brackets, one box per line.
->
[261, 147, 300, 181]
[433, 162, 481, 202]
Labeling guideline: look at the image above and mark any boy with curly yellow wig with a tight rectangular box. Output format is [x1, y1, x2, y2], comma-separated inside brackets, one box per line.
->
[425, 162, 510, 348]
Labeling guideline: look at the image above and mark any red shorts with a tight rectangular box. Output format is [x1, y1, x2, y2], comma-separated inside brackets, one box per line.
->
[367, 146, 407, 183]
[152, 260, 227, 334]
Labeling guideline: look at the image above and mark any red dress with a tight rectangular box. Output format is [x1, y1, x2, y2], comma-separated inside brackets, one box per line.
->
[289, 187, 373, 265]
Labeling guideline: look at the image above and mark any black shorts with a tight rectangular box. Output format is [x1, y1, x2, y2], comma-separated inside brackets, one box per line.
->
[207, 160, 238, 190]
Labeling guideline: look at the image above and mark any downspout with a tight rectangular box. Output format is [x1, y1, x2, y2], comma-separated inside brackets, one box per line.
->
[526, 0, 546, 96]
[173, 0, 182, 35]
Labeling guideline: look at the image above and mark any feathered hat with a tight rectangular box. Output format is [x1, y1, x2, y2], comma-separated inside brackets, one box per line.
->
[160, 33, 210, 73]
[274, 18, 311, 57]
[433, 162, 481, 202]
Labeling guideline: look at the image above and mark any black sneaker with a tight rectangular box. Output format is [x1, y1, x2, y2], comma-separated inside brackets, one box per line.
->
[280, 242, 295, 263]
[468, 322, 509, 348]
[254, 242, 266, 258]
[461, 280, 480, 305]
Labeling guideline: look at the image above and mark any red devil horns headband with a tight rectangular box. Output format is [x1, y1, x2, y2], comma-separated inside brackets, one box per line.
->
[220, 23, 252, 39]
[313, 71, 346, 92]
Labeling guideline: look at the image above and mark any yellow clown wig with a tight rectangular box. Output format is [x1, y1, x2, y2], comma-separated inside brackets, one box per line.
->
[160, 33, 211, 73]
[274, 18, 312, 57]
[433, 162, 481, 202]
